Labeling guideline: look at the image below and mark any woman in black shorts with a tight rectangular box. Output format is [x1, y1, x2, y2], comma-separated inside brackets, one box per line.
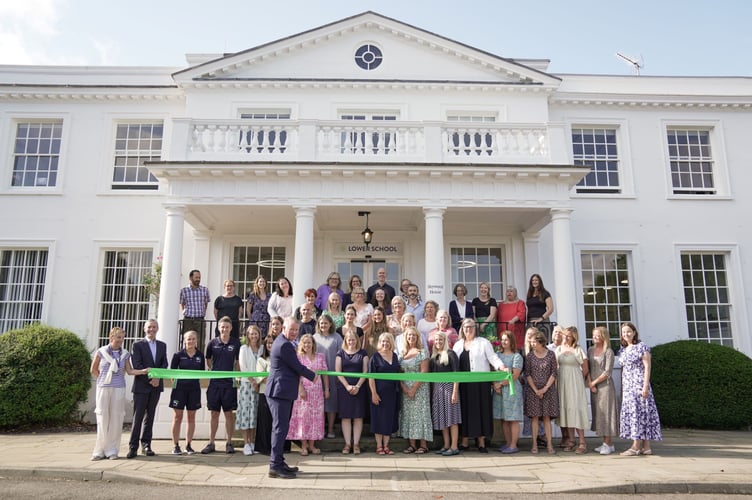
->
[168, 330, 205, 455]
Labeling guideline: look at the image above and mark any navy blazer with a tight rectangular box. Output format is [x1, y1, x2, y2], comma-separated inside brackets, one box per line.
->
[265, 334, 315, 401]
[130, 338, 168, 393]
[448, 299, 475, 332]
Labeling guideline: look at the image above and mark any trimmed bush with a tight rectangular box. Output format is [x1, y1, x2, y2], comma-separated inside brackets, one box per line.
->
[652, 340, 752, 430]
[0, 324, 91, 428]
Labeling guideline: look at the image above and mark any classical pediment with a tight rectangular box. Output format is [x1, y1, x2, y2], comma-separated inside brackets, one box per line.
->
[172, 11, 560, 88]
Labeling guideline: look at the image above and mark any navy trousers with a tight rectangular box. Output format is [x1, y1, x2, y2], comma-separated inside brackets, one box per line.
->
[129, 390, 160, 448]
[267, 396, 293, 469]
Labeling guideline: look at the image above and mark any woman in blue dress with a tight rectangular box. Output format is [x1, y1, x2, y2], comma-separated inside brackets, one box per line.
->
[245, 275, 271, 333]
[335, 330, 368, 454]
[493, 330, 523, 453]
[619, 322, 662, 456]
[368, 332, 401, 455]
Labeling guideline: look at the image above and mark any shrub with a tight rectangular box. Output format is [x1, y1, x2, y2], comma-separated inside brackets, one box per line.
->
[651, 340, 752, 430]
[0, 324, 91, 428]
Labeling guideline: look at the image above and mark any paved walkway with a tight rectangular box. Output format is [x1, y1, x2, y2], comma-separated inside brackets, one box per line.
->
[0, 429, 750, 494]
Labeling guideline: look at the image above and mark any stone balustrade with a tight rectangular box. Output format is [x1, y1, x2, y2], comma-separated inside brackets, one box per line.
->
[175, 118, 557, 164]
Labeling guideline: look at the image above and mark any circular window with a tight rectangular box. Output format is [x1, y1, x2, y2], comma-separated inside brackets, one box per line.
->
[354, 44, 383, 70]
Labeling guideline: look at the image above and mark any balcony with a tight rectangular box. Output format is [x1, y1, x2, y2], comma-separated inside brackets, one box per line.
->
[169, 119, 568, 165]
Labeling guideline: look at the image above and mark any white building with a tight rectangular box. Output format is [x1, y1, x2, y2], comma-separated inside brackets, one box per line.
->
[2, 11, 750, 433]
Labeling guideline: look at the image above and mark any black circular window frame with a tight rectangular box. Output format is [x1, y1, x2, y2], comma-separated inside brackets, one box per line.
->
[354, 44, 383, 70]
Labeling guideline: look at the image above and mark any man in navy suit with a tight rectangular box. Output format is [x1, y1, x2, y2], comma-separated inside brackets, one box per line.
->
[266, 317, 315, 479]
[127, 319, 168, 458]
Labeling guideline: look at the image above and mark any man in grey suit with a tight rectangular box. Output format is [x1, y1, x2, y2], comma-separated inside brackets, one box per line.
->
[127, 319, 168, 458]
[266, 317, 315, 479]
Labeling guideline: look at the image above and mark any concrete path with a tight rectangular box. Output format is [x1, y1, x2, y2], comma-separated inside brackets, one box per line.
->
[0, 429, 750, 494]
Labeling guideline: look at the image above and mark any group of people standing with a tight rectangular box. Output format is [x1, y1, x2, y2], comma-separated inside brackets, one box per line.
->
[91, 268, 662, 477]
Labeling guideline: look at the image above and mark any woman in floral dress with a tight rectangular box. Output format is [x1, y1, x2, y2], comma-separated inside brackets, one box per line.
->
[286, 334, 329, 455]
[493, 330, 523, 453]
[236, 325, 262, 455]
[619, 322, 662, 456]
[524, 329, 559, 454]
[398, 326, 433, 454]
[246, 275, 270, 332]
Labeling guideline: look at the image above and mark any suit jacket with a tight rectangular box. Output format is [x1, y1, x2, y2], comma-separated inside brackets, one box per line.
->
[449, 299, 475, 331]
[131, 338, 168, 393]
[265, 334, 315, 401]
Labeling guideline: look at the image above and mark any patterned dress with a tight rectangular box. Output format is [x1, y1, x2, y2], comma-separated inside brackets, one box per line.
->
[588, 346, 619, 437]
[524, 349, 559, 418]
[430, 350, 462, 430]
[286, 352, 327, 440]
[247, 292, 270, 331]
[235, 344, 260, 430]
[619, 342, 662, 441]
[314, 332, 342, 413]
[493, 351, 523, 421]
[398, 348, 433, 441]
[556, 346, 590, 429]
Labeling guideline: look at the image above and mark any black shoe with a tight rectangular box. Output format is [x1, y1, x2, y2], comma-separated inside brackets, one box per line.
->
[282, 464, 300, 473]
[268, 468, 296, 479]
[478, 446, 489, 454]
[142, 444, 155, 457]
[458, 445, 469, 451]
[126, 447, 137, 459]
[225, 442, 235, 454]
[201, 443, 215, 454]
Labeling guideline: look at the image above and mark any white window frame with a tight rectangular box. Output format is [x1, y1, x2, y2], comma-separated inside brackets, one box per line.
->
[567, 119, 634, 198]
[674, 244, 748, 353]
[662, 120, 730, 199]
[578, 249, 635, 344]
[95, 245, 155, 350]
[449, 244, 508, 300]
[0, 241, 54, 333]
[2, 113, 69, 195]
[111, 121, 163, 190]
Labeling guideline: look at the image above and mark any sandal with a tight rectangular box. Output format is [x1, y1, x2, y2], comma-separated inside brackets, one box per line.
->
[384, 447, 394, 455]
[376, 446, 385, 455]
[531, 446, 539, 454]
[300, 448, 309, 456]
[575, 444, 587, 455]
[353, 445, 361, 455]
[620, 448, 641, 456]
[342, 444, 351, 454]
[563, 444, 575, 452]
[415, 447, 428, 454]
[641, 449, 653, 456]
[311, 448, 321, 455]
[547, 446, 556, 454]
[403, 445, 416, 454]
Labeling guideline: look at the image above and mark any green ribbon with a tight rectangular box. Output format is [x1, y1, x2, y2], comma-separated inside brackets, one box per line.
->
[148, 368, 514, 394]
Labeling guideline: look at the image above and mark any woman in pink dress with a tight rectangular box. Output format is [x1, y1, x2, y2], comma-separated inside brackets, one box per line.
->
[286, 333, 329, 455]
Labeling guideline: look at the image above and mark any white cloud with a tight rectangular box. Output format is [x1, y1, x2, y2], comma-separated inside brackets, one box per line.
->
[0, 0, 63, 64]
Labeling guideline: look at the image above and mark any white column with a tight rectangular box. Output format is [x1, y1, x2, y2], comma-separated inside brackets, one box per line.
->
[423, 207, 447, 307]
[292, 205, 316, 309]
[156, 205, 185, 357]
[551, 208, 577, 327]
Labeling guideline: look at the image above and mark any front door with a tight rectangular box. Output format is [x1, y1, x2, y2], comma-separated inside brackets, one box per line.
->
[337, 260, 401, 298]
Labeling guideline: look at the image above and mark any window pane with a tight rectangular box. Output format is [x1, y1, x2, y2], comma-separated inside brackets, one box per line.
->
[680, 251, 732, 346]
[580, 251, 632, 344]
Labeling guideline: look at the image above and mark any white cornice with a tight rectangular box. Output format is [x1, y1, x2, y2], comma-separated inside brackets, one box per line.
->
[148, 161, 586, 182]
[0, 87, 184, 101]
[181, 80, 557, 93]
[550, 93, 752, 109]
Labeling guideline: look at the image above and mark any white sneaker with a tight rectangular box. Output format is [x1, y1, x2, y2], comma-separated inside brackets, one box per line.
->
[243, 444, 253, 456]
[600, 444, 615, 455]
[594, 443, 605, 453]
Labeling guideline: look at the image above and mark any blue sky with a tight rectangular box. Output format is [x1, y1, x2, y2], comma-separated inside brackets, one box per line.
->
[1, 0, 750, 76]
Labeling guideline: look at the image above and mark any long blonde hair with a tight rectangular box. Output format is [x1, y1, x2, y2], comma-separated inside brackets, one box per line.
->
[401, 326, 424, 358]
[430, 330, 450, 366]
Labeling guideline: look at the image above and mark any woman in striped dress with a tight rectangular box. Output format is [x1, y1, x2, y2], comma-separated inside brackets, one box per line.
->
[429, 330, 462, 456]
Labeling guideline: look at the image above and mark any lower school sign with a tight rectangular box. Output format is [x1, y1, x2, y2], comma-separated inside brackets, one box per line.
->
[337, 242, 400, 255]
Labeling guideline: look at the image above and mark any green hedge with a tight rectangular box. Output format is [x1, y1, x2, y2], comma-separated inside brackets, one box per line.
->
[652, 340, 752, 430]
[0, 324, 92, 428]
